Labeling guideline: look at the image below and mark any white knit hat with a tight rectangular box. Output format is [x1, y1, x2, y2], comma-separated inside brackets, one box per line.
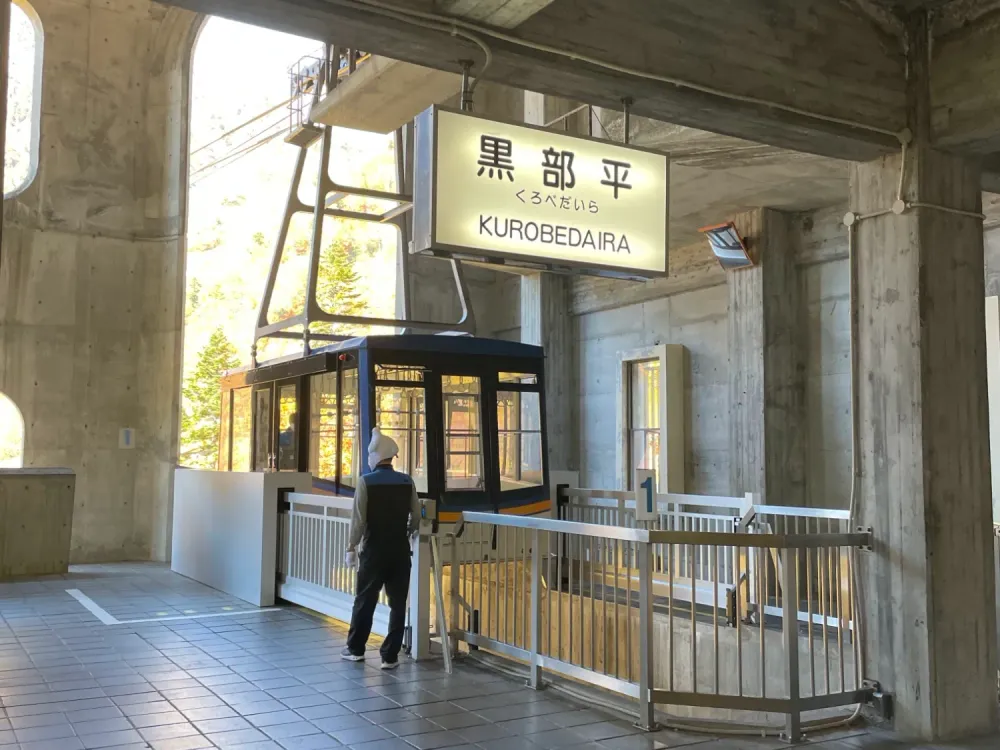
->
[367, 428, 399, 470]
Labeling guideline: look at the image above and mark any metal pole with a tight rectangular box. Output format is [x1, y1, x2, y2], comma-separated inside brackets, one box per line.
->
[529, 528, 542, 689]
[459, 60, 474, 112]
[450, 533, 460, 655]
[783, 548, 802, 742]
[622, 97, 632, 145]
[637, 540, 656, 730]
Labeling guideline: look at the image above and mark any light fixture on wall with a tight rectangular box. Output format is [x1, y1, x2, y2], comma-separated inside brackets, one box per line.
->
[699, 222, 754, 270]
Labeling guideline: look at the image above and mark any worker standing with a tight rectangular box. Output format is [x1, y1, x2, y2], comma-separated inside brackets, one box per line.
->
[341, 428, 421, 669]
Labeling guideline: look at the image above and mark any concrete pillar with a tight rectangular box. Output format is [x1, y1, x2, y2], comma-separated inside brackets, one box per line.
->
[727, 208, 806, 506]
[520, 273, 575, 472]
[851, 147, 997, 740]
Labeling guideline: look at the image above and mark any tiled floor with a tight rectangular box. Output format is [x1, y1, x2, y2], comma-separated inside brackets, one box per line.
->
[0, 565, 992, 750]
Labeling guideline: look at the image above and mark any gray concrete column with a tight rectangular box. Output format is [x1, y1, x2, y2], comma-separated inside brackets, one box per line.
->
[851, 148, 997, 740]
[521, 273, 575, 472]
[727, 208, 806, 506]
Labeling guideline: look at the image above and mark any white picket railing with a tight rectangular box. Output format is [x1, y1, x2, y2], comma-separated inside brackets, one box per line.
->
[277, 493, 390, 633]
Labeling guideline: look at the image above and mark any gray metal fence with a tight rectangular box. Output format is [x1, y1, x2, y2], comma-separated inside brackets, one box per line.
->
[448, 512, 870, 741]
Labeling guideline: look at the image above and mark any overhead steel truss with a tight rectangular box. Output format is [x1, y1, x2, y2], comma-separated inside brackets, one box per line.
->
[252, 43, 476, 366]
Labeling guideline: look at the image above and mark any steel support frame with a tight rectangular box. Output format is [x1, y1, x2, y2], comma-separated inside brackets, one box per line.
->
[252, 51, 477, 364]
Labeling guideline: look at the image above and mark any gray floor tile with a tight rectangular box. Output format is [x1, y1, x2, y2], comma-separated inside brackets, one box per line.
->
[206, 726, 272, 746]
[0, 563, 989, 750]
[139, 722, 203, 742]
[572, 721, 642, 742]
[296, 703, 353, 721]
[382, 718, 443, 737]
[261, 721, 323, 740]
[408, 702, 468, 719]
[477, 737, 543, 750]
[334, 725, 393, 744]
[405, 730, 473, 749]
[192, 715, 253, 733]
[452, 722, 513, 743]
[349, 738, 414, 749]
[78, 728, 146, 748]
[495, 715, 561, 736]
[276, 734, 344, 749]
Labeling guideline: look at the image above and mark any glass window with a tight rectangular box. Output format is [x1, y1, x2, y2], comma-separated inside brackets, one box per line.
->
[4, 1, 42, 198]
[499, 372, 538, 385]
[627, 359, 660, 490]
[0, 392, 24, 468]
[253, 388, 272, 471]
[340, 368, 360, 488]
[375, 365, 424, 382]
[276, 384, 298, 471]
[309, 373, 338, 481]
[443, 375, 484, 491]
[231, 388, 252, 471]
[218, 391, 231, 471]
[376, 385, 427, 493]
[498, 390, 543, 491]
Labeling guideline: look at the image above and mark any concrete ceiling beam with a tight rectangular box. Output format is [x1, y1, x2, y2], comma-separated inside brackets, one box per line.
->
[160, 0, 907, 162]
[931, 10, 1000, 155]
[434, 0, 556, 28]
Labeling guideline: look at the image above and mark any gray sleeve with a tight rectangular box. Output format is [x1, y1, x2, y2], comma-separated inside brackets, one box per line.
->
[409, 482, 421, 537]
[348, 477, 368, 551]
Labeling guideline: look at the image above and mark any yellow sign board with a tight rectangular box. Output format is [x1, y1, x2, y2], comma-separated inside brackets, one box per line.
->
[412, 107, 669, 279]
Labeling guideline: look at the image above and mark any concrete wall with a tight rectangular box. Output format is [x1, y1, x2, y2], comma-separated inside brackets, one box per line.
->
[570, 208, 854, 505]
[0, 0, 199, 562]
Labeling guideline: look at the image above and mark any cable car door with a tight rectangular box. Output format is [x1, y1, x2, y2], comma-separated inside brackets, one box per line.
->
[252, 384, 273, 471]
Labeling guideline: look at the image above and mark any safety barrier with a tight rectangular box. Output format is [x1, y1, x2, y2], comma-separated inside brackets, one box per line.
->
[276, 493, 390, 632]
[561, 488, 857, 627]
[448, 512, 870, 741]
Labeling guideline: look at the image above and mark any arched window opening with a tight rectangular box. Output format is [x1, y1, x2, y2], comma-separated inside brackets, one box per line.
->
[3, 0, 42, 198]
[0, 393, 25, 468]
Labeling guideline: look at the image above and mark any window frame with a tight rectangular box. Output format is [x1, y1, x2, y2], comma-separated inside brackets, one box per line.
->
[3, 0, 43, 200]
[616, 344, 681, 493]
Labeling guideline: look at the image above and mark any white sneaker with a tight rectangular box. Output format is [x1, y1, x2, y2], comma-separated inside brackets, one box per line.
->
[341, 647, 364, 662]
[380, 660, 399, 670]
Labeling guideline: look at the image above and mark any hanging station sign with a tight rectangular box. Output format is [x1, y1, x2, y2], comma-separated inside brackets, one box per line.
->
[412, 106, 669, 279]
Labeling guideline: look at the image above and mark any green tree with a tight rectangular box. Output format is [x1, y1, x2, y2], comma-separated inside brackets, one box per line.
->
[316, 236, 366, 333]
[180, 328, 241, 469]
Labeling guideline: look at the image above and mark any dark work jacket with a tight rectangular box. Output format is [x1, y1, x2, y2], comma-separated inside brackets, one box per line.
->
[355, 466, 418, 563]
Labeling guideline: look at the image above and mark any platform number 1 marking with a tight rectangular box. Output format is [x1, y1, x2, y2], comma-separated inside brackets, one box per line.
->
[634, 469, 657, 521]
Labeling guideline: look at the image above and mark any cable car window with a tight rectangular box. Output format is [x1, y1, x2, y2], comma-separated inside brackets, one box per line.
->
[277, 384, 298, 471]
[254, 389, 272, 471]
[499, 372, 538, 386]
[231, 387, 252, 472]
[498, 390, 543, 490]
[218, 391, 231, 471]
[309, 373, 337, 481]
[375, 365, 424, 383]
[443, 375, 484, 491]
[376, 385, 427, 493]
[341, 368, 361, 488]
[627, 358, 660, 489]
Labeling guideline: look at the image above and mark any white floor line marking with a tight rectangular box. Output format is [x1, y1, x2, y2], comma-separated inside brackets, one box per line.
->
[66, 589, 279, 625]
[120, 609, 278, 624]
[66, 589, 120, 625]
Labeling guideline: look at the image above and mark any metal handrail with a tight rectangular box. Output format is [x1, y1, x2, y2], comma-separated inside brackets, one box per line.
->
[448, 512, 868, 740]
[565, 487, 751, 513]
[457, 511, 871, 549]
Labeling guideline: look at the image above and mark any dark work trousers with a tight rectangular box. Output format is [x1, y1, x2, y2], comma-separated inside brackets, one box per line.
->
[346, 550, 411, 661]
